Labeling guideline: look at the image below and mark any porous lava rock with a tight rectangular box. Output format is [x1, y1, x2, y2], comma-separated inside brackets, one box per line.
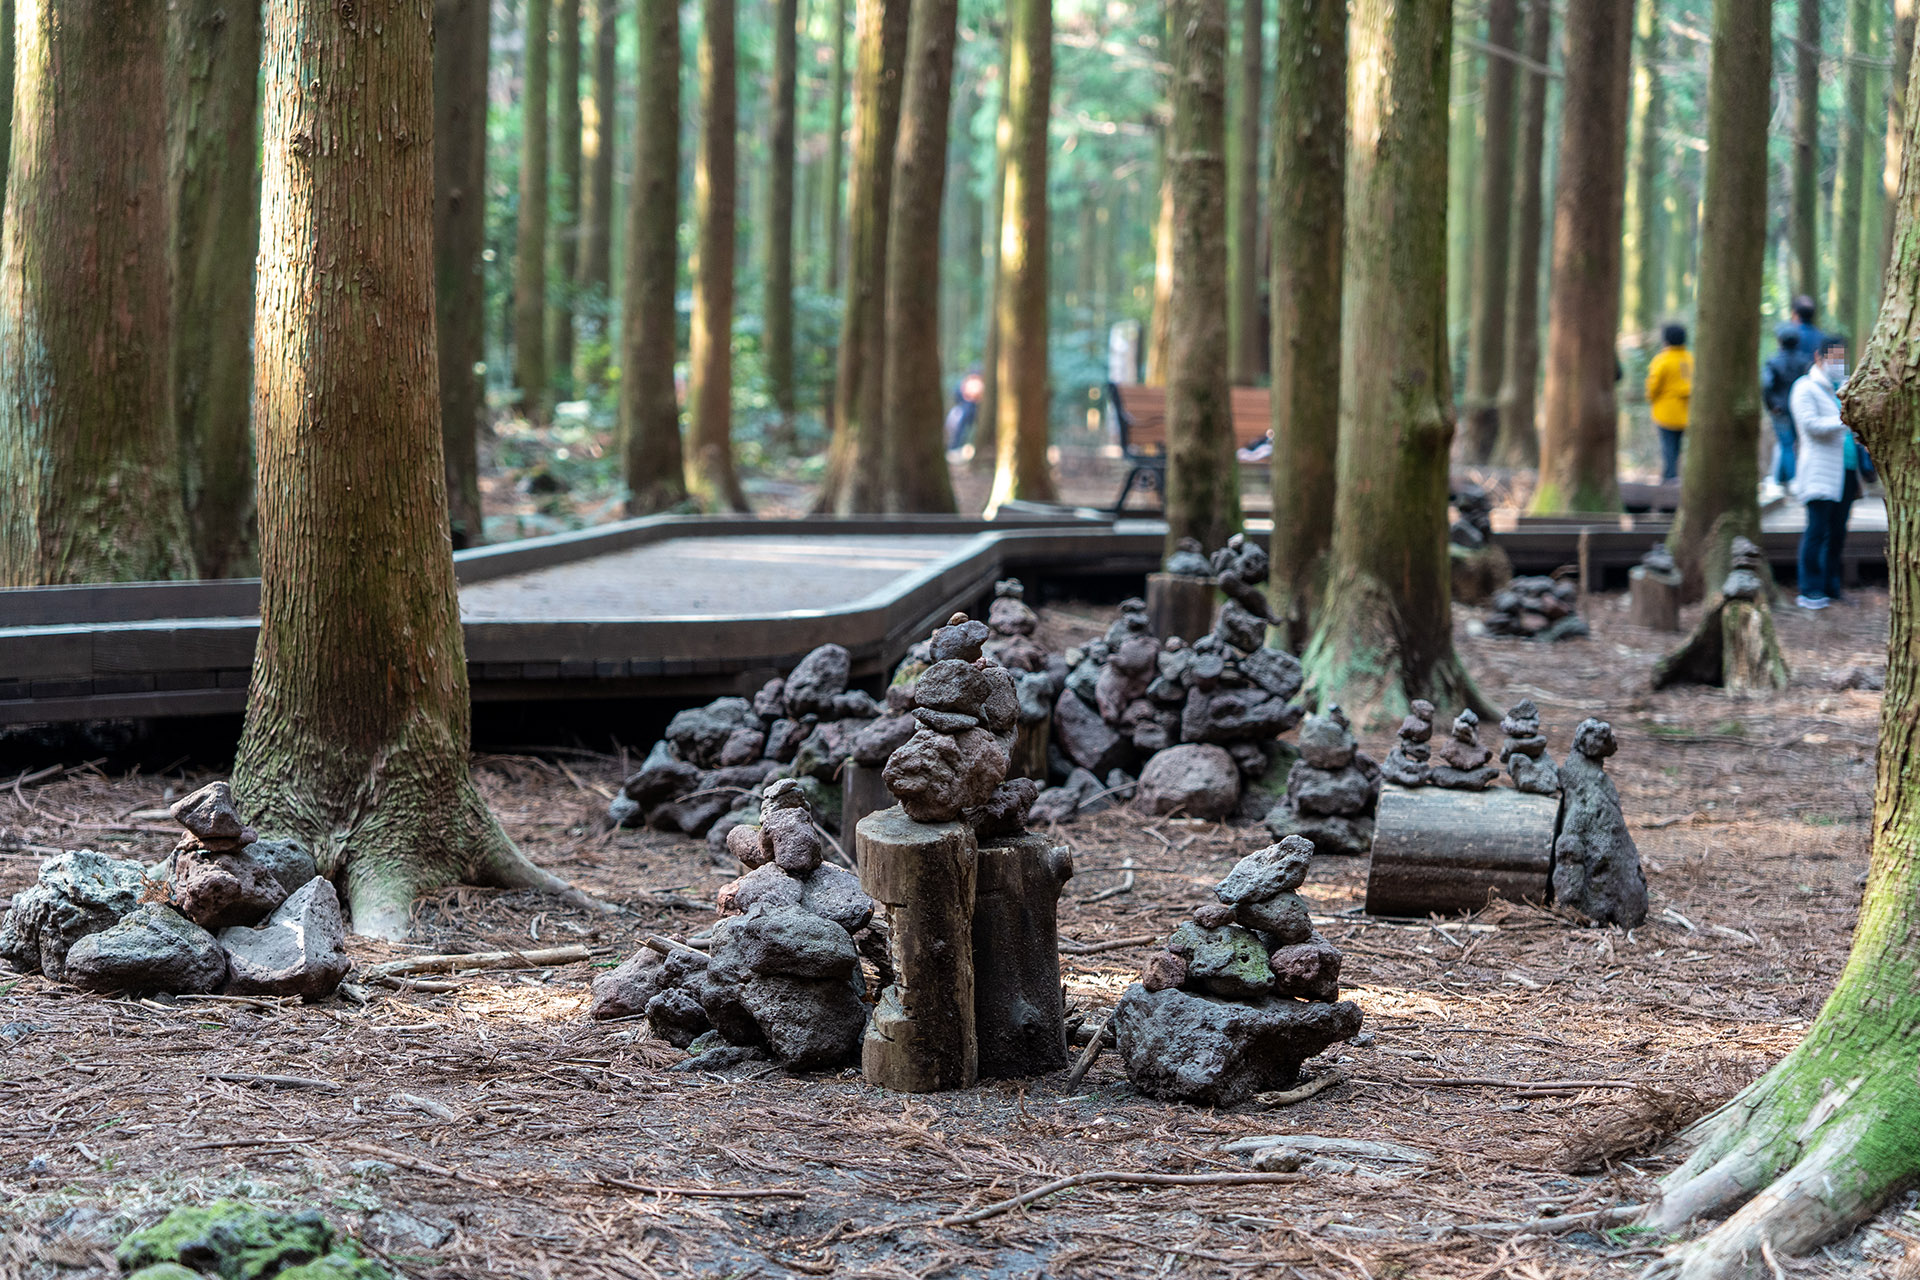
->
[218, 878, 352, 998]
[1264, 709, 1378, 855]
[1134, 744, 1240, 819]
[0, 850, 150, 982]
[1553, 719, 1648, 928]
[63, 905, 228, 995]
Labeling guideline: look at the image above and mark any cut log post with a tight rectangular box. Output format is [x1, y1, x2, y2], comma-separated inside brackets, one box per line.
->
[841, 761, 893, 837]
[1720, 599, 1789, 694]
[1449, 544, 1513, 605]
[972, 833, 1073, 1078]
[1628, 564, 1682, 631]
[1364, 786, 1559, 918]
[1146, 572, 1215, 642]
[1010, 715, 1050, 781]
[856, 804, 979, 1092]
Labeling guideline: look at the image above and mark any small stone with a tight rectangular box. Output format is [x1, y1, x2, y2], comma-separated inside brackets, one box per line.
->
[64, 905, 227, 994]
[218, 878, 351, 998]
[1232, 891, 1311, 945]
[711, 902, 858, 980]
[783, 644, 854, 715]
[1237, 646, 1304, 701]
[716, 863, 802, 915]
[851, 714, 918, 766]
[758, 779, 823, 875]
[977, 665, 1020, 734]
[1215, 836, 1314, 903]
[1192, 901, 1235, 928]
[752, 677, 788, 720]
[1168, 921, 1273, 999]
[882, 726, 1009, 824]
[1140, 949, 1189, 992]
[764, 717, 814, 763]
[914, 659, 993, 717]
[1135, 744, 1241, 820]
[1164, 537, 1211, 578]
[170, 848, 290, 931]
[1435, 709, 1493, 771]
[1288, 762, 1374, 817]
[989, 589, 1039, 638]
[913, 707, 981, 733]
[725, 823, 769, 869]
[646, 986, 712, 1047]
[622, 741, 702, 804]
[1510, 753, 1561, 795]
[970, 777, 1041, 840]
[590, 946, 707, 1020]
[929, 615, 992, 663]
[665, 698, 762, 767]
[1296, 713, 1358, 770]
[1268, 934, 1343, 1001]
[0, 850, 151, 982]
[1114, 984, 1363, 1107]
[1212, 600, 1266, 654]
[244, 839, 320, 897]
[829, 689, 882, 720]
[718, 729, 767, 767]
[797, 863, 875, 933]
[740, 971, 868, 1070]
[169, 781, 256, 850]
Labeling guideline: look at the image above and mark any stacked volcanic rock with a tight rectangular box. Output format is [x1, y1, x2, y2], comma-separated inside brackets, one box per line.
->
[1483, 576, 1589, 641]
[608, 642, 885, 840]
[1499, 699, 1561, 794]
[1038, 536, 1304, 823]
[1116, 836, 1362, 1106]
[1553, 719, 1648, 927]
[1429, 709, 1502, 790]
[1379, 700, 1436, 787]
[591, 779, 880, 1070]
[0, 782, 348, 998]
[1264, 708, 1380, 855]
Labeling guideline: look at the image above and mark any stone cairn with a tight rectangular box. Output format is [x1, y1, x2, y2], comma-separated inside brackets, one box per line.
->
[1449, 483, 1513, 605]
[1264, 707, 1380, 855]
[1430, 709, 1502, 790]
[1499, 699, 1561, 795]
[1483, 576, 1589, 641]
[1115, 836, 1362, 1106]
[1553, 718, 1648, 927]
[1147, 536, 1219, 641]
[0, 782, 348, 998]
[1038, 535, 1305, 825]
[591, 778, 881, 1071]
[1379, 700, 1436, 787]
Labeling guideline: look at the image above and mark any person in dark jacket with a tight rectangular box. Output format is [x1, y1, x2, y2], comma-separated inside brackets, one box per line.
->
[1762, 324, 1813, 484]
[1790, 295, 1824, 360]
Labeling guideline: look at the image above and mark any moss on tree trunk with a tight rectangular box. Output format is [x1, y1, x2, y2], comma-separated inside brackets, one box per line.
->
[1460, 0, 1518, 463]
[550, 0, 582, 393]
[169, 0, 262, 579]
[765, 0, 799, 421]
[434, 0, 490, 550]
[620, 0, 687, 515]
[512, 0, 551, 420]
[1494, 0, 1551, 468]
[687, 0, 748, 511]
[236, 0, 589, 941]
[1163, 0, 1239, 554]
[1302, 0, 1480, 730]
[0, 0, 193, 586]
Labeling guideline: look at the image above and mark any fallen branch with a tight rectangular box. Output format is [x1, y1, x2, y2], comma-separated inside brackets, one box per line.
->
[940, 1170, 1303, 1227]
[1254, 1069, 1348, 1109]
[361, 944, 592, 981]
[1450, 1203, 1645, 1236]
[341, 1140, 501, 1189]
[207, 1071, 340, 1092]
[1079, 857, 1134, 904]
[642, 934, 710, 960]
[1057, 933, 1159, 955]
[1062, 1009, 1117, 1090]
[592, 1174, 807, 1200]
[1221, 1134, 1432, 1163]
[1402, 1075, 1642, 1092]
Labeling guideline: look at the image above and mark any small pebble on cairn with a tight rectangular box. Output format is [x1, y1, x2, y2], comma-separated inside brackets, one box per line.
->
[1499, 699, 1561, 795]
[1379, 699, 1435, 787]
[1428, 710, 1502, 791]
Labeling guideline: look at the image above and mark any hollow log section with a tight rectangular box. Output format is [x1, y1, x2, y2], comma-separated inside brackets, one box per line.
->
[1146, 572, 1217, 642]
[1364, 786, 1559, 917]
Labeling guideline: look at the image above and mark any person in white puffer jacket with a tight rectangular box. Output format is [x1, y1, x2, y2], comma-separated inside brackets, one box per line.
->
[1788, 334, 1859, 608]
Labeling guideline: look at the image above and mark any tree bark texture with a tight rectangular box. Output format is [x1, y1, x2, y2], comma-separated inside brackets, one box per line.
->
[1164, 0, 1240, 554]
[879, 0, 961, 512]
[1145, 162, 1174, 386]
[1461, 0, 1519, 464]
[1666, 0, 1775, 601]
[766, 0, 799, 418]
[1302, 0, 1478, 729]
[512, 0, 551, 418]
[971, 26, 1013, 474]
[825, 0, 850, 292]
[984, 0, 1056, 512]
[236, 0, 581, 941]
[1267, 0, 1346, 652]
[0, 1, 12, 209]
[0, 0, 192, 586]
[1494, 0, 1552, 468]
[1227, 0, 1262, 384]
[578, 0, 616, 323]
[621, 0, 687, 514]
[1622, 0, 1664, 340]
[550, 0, 581, 389]
[434, 0, 490, 550]
[1792, 0, 1820, 302]
[820, 0, 909, 512]
[1882, 1, 1915, 280]
[168, 0, 263, 579]
[1831, 0, 1872, 341]
[1533, 0, 1632, 514]
[688, 0, 748, 511]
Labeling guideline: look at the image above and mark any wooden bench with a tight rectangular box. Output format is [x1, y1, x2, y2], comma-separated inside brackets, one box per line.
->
[1106, 382, 1274, 512]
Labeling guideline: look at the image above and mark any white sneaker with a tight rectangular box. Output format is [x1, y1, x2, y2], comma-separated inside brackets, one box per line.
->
[1796, 594, 1829, 610]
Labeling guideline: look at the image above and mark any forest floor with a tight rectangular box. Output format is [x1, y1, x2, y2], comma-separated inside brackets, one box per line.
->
[0, 590, 1908, 1280]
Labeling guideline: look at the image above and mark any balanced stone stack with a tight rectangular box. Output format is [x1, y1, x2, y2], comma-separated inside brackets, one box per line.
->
[1449, 483, 1513, 605]
[1116, 836, 1362, 1106]
[1553, 719, 1648, 927]
[1430, 709, 1502, 790]
[1499, 699, 1561, 794]
[0, 782, 348, 998]
[1483, 576, 1589, 641]
[1379, 700, 1436, 787]
[591, 779, 880, 1070]
[1264, 707, 1379, 855]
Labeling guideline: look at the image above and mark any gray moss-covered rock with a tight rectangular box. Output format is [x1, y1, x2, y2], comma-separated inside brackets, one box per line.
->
[63, 905, 227, 994]
[1134, 744, 1240, 820]
[0, 850, 150, 981]
[115, 1201, 389, 1280]
[1168, 921, 1273, 1000]
[218, 878, 352, 999]
[1114, 983, 1364, 1106]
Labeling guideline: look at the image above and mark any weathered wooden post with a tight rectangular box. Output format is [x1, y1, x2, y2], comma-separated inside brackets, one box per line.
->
[972, 833, 1073, 1076]
[1629, 543, 1683, 631]
[840, 760, 892, 836]
[1145, 571, 1215, 642]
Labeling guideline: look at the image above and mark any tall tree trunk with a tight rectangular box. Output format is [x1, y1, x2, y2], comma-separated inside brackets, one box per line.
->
[820, 0, 910, 511]
[1461, 0, 1520, 463]
[1227, 0, 1262, 385]
[1640, 18, 1920, 1267]
[1164, 0, 1239, 553]
[1791, 0, 1820, 301]
[434, 0, 491, 551]
[1267, 0, 1345, 652]
[1831, 0, 1871, 340]
[688, 0, 747, 510]
[1622, 0, 1664, 341]
[0, 0, 191, 586]
[1444, 42, 1478, 361]
[983, 0, 1055, 511]
[1533, 0, 1632, 514]
[1882, 1, 1916, 280]
[576, 0, 617, 389]
[879, 0, 960, 513]
[621, 0, 688, 514]
[1858, 0, 1887, 345]
[971, 26, 1013, 475]
[1302, 0, 1477, 728]
[0, 1, 13, 213]
[235, 0, 588, 941]
[1145, 160, 1174, 385]
[1665, 0, 1774, 598]
[825, 0, 850, 292]
[513, 0, 551, 419]
[766, 0, 799, 421]
[551, 0, 581, 390]
[1494, 0, 1552, 468]
[169, 0, 262, 578]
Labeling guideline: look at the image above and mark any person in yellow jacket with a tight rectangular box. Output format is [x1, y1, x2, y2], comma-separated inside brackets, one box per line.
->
[1645, 323, 1692, 481]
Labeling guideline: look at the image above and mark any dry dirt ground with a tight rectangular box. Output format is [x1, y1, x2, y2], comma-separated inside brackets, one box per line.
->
[1, 590, 1910, 1280]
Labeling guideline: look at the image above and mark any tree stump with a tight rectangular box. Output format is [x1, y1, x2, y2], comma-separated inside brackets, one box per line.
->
[1010, 716, 1050, 781]
[1146, 572, 1215, 642]
[856, 805, 979, 1092]
[1364, 786, 1559, 917]
[972, 833, 1073, 1077]
[1449, 544, 1513, 605]
[841, 761, 893, 838]
[1628, 563, 1682, 631]
[1652, 596, 1790, 692]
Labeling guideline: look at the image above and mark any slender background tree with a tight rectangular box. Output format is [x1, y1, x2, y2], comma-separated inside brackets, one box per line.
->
[766, 0, 800, 428]
[576, 0, 618, 389]
[551, 0, 582, 390]
[513, 0, 552, 419]
[1495, 0, 1552, 467]
[688, 0, 748, 510]
[1226, 0, 1262, 385]
[434, 0, 491, 549]
[1791, 0, 1820, 302]
[621, 0, 687, 514]
[1461, 0, 1519, 463]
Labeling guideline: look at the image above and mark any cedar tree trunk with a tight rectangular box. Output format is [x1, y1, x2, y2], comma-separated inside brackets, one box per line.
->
[1227, 0, 1262, 384]
[236, 0, 591, 940]
[1622, 0, 1665, 341]
[825, 0, 850, 292]
[434, 0, 490, 550]
[550, 0, 581, 389]
[512, 0, 551, 419]
[1145, 161, 1174, 385]
[1831, 0, 1871, 337]
[0, 0, 192, 586]
[1533, 0, 1632, 514]
[766, 0, 799, 421]
[1882, 1, 1916, 278]
[1461, 0, 1519, 463]
[687, 0, 749, 510]
[1302, 0, 1479, 728]
[972, 26, 1013, 475]
[576, 0, 617, 387]
[1494, 0, 1551, 467]
[620, 0, 687, 514]
[1791, 0, 1819, 301]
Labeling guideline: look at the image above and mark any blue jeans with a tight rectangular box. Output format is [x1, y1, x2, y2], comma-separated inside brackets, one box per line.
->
[1798, 497, 1854, 601]
[1770, 415, 1796, 483]
[1658, 427, 1684, 482]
